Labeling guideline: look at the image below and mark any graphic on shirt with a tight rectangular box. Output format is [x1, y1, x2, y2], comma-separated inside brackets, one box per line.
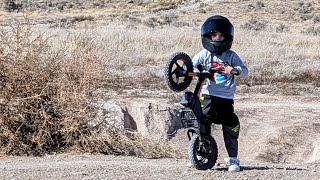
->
[212, 62, 227, 84]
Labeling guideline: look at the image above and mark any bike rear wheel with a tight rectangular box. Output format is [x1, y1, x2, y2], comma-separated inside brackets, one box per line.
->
[188, 134, 218, 170]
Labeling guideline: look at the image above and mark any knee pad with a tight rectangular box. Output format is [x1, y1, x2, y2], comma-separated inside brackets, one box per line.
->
[223, 124, 240, 138]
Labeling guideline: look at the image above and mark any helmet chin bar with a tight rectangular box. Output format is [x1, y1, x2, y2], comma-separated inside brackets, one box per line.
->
[211, 41, 224, 55]
[202, 37, 232, 55]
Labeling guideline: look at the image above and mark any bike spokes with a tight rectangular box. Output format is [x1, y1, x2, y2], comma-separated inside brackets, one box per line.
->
[188, 134, 218, 170]
[164, 52, 193, 92]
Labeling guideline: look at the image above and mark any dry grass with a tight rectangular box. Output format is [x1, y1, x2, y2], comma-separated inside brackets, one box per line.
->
[234, 29, 320, 87]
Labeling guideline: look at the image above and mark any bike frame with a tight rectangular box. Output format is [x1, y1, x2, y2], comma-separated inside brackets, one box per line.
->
[179, 68, 224, 140]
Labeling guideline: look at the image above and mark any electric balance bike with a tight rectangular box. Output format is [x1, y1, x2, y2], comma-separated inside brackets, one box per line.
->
[164, 52, 228, 170]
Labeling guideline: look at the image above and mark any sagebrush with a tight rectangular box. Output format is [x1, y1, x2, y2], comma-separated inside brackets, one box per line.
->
[0, 20, 181, 158]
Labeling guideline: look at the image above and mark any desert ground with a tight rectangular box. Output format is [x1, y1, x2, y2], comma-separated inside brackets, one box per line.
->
[1, 0, 320, 179]
[1, 90, 320, 179]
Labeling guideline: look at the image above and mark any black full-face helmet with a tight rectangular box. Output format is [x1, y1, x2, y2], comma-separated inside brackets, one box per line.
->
[201, 15, 234, 55]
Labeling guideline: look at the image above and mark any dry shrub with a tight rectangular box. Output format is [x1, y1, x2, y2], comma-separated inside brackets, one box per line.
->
[275, 23, 289, 33]
[84, 130, 183, 158]
[298, 1, 314, 21]
[303, 26, 320, 36]
[143, 14, 179, 28]
[313, 14, 320, 23]
[240, 19, 267, 31]
[143, 17, 159, 28]
[0, 20, 181, 158]
[1, 0, 22, 12]
[0, 23, 63, 155]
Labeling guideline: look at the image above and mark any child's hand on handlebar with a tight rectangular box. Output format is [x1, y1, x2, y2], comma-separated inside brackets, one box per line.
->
[224, 65, 234, 74]
[224, 65, 240, 75]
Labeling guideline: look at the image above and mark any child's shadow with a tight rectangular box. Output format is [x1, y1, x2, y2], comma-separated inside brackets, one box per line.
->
[240, 165, 271, 171]
[213, 165, 307, 172]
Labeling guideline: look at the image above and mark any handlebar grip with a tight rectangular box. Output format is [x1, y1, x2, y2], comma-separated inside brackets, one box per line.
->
[197, 64, 205, 72]
[223, 62, 230, 66]
[231, 68, 240, 75]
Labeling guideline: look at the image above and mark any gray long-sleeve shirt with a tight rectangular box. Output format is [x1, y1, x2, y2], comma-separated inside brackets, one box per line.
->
[192, 49, 249, 99]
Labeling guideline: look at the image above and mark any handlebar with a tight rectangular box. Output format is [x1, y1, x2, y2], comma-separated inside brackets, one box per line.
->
[188, 65, 239, 77]
[187, 67, 225, 77]
[190, 65, 240, 96]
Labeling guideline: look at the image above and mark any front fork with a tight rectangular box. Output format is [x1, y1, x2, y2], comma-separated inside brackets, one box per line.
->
[187, 126, 213, 157]
[179, 108, 213, 157]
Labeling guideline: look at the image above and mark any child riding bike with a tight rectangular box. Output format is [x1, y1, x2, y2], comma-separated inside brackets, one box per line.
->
[188, 15, 249, 172]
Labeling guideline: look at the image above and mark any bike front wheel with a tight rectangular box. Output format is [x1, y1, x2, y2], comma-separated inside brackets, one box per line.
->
[188, 134, 218, 170]
[164, 52, 193, 92]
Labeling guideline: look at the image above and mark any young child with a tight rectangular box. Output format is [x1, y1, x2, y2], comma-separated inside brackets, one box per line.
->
[190, 15, 249, 172]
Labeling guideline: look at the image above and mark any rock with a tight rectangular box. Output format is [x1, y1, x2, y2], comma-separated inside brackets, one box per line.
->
[309, 140, 320, 162]
[90, 97, 183, 140]
[122, 98, 182, 139]
[89, 99, 125, 131]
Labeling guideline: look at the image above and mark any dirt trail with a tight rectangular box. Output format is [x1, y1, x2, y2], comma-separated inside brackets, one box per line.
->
[0, 154, 319, 180]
